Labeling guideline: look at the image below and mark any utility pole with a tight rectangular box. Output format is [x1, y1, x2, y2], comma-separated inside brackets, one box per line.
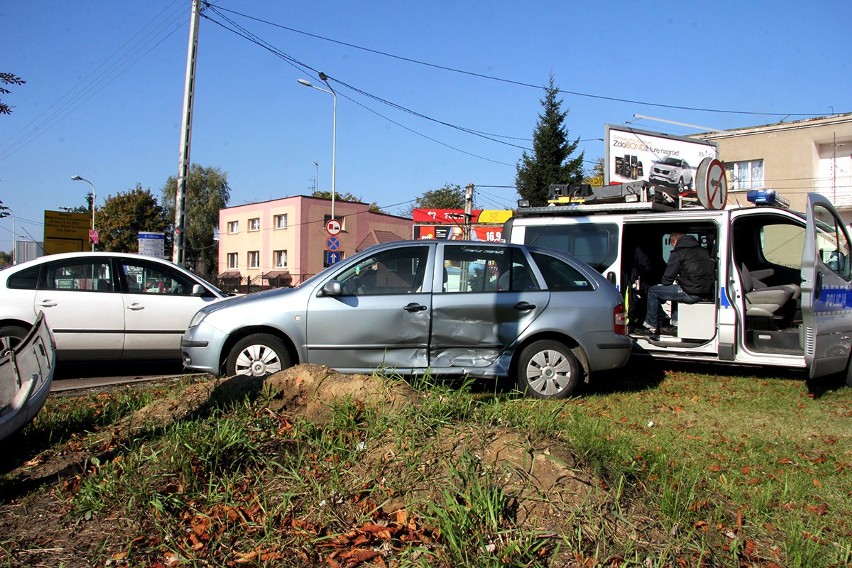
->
[463, 183, 474, 239]
[173, 0, 201, 265]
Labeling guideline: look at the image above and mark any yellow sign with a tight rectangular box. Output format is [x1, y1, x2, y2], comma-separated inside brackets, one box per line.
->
[476, 210, 513, 224]
[43, 210, 90, 255]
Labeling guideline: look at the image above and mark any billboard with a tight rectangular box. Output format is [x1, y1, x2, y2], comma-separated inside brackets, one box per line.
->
[605, 125, 718, 192]
[43, 210, 90, 255]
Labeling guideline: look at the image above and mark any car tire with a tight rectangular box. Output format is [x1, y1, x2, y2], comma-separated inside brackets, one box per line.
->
[0, 325, 28, 357]
[677, 177, 685, 191]
[516, 340, 581, 399]
[225, 333, 291, 377]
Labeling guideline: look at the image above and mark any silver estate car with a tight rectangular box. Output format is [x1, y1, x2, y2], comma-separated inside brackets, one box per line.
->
[182, 240, 632, 399]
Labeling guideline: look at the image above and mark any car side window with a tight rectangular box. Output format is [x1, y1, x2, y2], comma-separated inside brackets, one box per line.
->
[119, 260, 197, 296]
[335, 246, 428, 296]
[6, 266, 40, 290]
[44, 260, 114, 292]
[530, 252, 593, 291]
[442, 245, 536, 293]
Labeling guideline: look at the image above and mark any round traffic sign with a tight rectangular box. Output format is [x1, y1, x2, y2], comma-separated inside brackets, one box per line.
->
[695, 158, 727, 210]
[325, 218, 341, 235]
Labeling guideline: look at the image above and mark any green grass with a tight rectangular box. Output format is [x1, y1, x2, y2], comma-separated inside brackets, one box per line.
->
[2, 363, 850, 567]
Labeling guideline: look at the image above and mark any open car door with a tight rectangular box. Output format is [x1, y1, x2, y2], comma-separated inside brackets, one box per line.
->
[801, 193, 852, 378]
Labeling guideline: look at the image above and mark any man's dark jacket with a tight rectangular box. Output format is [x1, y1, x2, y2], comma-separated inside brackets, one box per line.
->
[661, 234, 715, 296]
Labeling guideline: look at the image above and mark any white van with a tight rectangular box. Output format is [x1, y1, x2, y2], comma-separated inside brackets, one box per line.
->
[504, 188, 852, 385]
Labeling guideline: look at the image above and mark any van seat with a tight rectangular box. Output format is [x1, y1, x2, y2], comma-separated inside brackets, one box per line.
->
[741, 264, 797, 317]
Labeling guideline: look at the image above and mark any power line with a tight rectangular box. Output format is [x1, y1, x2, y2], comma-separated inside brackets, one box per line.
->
[0, 1, 187, 161]
[208, 3, 842, 119]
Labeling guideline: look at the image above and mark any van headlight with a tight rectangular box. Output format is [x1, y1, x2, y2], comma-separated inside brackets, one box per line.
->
[189, 311, 208, 328]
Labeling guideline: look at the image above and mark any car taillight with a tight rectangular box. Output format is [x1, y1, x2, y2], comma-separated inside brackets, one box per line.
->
[613, 304, 628, 335]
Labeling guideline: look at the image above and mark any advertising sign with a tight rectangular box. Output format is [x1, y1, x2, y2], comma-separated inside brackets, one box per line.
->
[414, 226, 503, 242]
[604, 125, 718, 191]
[411, 209, 512, 225]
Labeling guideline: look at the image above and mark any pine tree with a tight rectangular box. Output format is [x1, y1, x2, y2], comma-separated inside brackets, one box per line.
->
[516, 75, 584, 207]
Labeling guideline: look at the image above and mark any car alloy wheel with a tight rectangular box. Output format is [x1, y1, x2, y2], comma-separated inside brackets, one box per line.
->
[226, 333, 290, 377]
[516, 340, 580, 399]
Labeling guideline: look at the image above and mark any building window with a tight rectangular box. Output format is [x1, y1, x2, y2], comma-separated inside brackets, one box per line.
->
[273, 250, 288, 268]
[227, 220, 239, 233]
[274, 214, 288, 229]
[248, 251, 260, 269]
[725, 160, 764, 191]
[227, 253, 238, 269]
[248, 218, 260, 232]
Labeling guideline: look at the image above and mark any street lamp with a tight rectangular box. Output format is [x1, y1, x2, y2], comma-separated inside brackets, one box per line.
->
[71, 175, 96, 251]
[298, 72, 337, 220]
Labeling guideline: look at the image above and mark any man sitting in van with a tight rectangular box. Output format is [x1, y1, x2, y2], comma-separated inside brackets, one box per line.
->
[635, 232, 715, 337]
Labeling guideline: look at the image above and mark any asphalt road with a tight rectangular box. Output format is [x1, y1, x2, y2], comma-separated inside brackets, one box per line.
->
[50, 359, 204, 393]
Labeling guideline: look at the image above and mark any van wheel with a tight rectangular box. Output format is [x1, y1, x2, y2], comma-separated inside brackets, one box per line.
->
[226, 334, 291, 377]
[0, 325, 28, 357]
[516, 340, 580, 399]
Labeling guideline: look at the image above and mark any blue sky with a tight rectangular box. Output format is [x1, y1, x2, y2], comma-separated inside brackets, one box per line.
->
[2, 0, 850, 253]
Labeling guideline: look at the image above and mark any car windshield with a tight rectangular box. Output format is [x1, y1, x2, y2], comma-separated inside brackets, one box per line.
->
[659, 157, 681, 165]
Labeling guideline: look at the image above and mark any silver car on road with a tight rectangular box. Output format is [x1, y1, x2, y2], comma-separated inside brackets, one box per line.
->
[182, 240, 631, 399]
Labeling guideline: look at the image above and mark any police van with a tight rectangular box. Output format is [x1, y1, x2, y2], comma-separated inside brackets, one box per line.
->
[503, 177, 852, 385]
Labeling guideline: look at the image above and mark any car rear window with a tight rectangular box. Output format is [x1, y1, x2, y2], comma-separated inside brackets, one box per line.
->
[6, 266, 39, 290]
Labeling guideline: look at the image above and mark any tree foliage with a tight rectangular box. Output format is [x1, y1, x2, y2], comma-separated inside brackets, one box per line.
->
[515, 75, 584, 207]
[97, 184, 168, 252]
[584, 157, 606, 187]
[162, 164, 230, 278]
[406, 184, 466, 216]
[0, 72, 26, 115]
[311, 190, 382, 213]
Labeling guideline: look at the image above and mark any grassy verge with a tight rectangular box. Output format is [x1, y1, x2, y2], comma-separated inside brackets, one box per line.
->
[1, 363, 850, 567]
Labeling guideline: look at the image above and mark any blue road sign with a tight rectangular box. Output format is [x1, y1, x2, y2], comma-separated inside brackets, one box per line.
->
[325, 250, 341, 266]
[326, 236, 340, 251]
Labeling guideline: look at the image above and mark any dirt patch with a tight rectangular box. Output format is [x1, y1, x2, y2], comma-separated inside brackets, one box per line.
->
[0, 365, 616, 567]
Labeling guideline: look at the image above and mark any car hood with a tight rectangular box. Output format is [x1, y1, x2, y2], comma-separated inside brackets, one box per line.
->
[199, 286, 297, 315]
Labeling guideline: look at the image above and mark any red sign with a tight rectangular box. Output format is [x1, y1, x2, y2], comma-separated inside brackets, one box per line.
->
[325, 218, 341, 235]
[412, 208, 481, 224]
[89, 229, 99, 244]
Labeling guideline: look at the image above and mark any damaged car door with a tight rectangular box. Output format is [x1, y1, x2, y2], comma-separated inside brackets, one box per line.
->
[430, 243, 548, 369]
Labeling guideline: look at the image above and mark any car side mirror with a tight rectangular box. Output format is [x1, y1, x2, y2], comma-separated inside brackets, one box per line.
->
[319, 280, 342, 297]
[191, 284, 205, 296]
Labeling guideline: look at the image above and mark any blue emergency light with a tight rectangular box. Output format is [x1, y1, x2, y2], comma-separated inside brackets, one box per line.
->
[747, 189, 790, 209]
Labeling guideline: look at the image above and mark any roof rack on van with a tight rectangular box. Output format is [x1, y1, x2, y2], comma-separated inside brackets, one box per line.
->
[516, 181, 696, 216]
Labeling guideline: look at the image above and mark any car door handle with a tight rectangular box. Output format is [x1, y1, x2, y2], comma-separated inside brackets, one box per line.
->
[127, 304, 146, 311]
[37, 300, 57, 308]
[514, 301, 536, 311]
[403, 302, 427, 313]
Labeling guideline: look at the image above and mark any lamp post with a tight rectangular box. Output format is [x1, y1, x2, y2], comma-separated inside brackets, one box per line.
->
[71, 175, 96, 251]
[298, 73, 337, 220]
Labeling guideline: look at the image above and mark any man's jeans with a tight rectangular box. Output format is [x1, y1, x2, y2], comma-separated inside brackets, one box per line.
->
[644, 284, 701, 329]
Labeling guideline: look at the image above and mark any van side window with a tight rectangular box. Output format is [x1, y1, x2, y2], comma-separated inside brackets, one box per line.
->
[761, 224, 804, 270]
[814, 204, 852, 280]
[524, 224, 618, 273]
